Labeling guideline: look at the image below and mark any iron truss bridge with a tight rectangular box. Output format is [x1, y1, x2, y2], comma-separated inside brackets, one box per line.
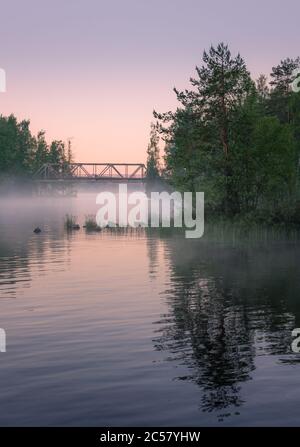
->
[33, 163, 147, 183]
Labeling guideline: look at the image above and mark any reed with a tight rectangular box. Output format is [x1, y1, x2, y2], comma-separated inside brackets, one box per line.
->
[84, 215, 101, 232]
[64, 214, 77, 230]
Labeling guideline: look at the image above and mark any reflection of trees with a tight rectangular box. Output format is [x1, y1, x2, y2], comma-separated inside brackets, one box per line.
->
[152, 236, 300, 413]
[146, 232, 160, 280]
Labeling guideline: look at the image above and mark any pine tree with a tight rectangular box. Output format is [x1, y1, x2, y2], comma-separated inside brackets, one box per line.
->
[269, 57, 300, 123]
[33, 131, 49, 171]
[67, 139, 73, 164]
[270, 57, 300, 94]
[189, 43, 254, 214]
[146, 123, 160, 180]
[256, 74, 269, 100]
[153, 44, 300, 218]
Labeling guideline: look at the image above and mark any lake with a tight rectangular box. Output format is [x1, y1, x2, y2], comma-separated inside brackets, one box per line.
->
[1, 193, 300, 426]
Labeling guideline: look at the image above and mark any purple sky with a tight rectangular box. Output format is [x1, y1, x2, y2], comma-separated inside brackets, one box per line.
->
[0, 0, 299, 162]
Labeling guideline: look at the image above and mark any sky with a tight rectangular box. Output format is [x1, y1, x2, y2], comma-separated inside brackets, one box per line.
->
[0, 0, 299, 163]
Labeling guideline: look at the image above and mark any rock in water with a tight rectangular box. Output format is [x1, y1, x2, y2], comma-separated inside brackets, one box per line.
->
[33, 227, 42, 234]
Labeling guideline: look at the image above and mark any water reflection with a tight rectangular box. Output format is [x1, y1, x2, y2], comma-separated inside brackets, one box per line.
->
[1, 195, 300, 425]
[154, 236, 300, 414]
[0, 198, 75, 297]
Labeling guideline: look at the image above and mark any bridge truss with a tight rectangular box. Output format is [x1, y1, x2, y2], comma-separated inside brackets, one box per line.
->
[33, 163, 147, 183]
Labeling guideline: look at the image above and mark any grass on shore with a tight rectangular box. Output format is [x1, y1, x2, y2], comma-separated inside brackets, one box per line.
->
[84, 215, 102, 232]
[64, 214, 80, 230]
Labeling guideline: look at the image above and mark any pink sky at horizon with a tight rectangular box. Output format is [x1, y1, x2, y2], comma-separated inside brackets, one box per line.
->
[1, 0, 299, 164]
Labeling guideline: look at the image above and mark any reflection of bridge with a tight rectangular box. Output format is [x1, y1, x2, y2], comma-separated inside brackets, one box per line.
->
[33, 163, 147, 183]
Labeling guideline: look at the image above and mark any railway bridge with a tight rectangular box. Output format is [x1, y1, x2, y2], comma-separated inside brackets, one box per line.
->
[33, 162, 147, 183]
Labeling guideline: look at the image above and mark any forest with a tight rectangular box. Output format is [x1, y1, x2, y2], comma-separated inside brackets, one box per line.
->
[147, 43, 300, 224]
[2, 42, 300, 225]
[0, 114, 73, 180]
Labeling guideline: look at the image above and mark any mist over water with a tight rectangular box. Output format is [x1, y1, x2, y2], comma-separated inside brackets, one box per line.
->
[1, 192, 300, 426]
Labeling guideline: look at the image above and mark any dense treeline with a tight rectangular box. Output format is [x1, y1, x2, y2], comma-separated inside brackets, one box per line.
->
[152, 43, 300, 223]
[0, 114, 73, 178]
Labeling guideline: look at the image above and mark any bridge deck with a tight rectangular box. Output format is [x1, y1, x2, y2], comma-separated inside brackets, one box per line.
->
[33, 163, 147, 182]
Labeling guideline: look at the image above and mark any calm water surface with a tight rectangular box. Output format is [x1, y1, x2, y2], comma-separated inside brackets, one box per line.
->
[1, 194, 300, 426]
